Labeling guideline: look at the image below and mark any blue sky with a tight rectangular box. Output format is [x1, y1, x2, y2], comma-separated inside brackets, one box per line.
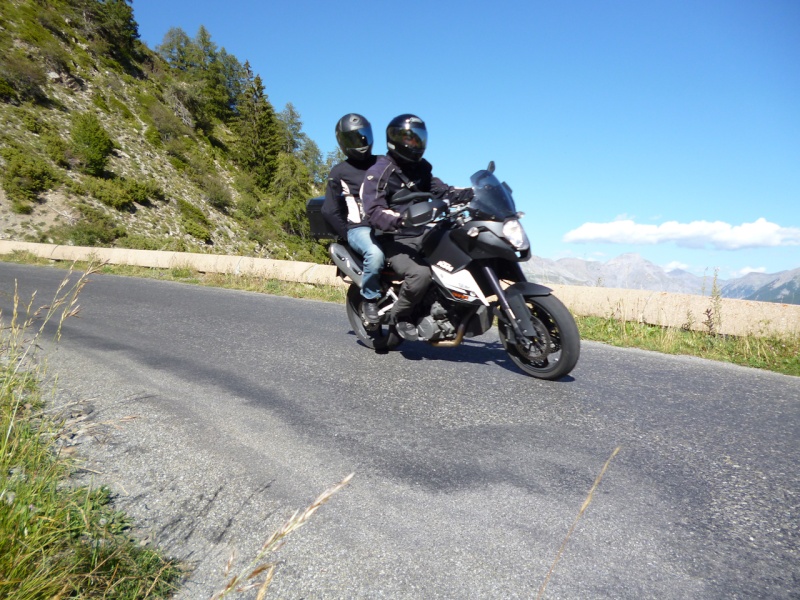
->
[132, 0, 800, 279]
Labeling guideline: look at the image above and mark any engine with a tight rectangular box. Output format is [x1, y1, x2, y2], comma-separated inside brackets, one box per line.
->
[416, 301, 456, 342]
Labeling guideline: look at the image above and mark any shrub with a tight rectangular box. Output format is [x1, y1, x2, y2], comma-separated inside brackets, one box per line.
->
[39, 37, 72, 75]
[82, 177, 134, 211]
[124, 235, 187, 251]
[147, 101, 190, 141]
[202, 176, 233, 212]
[0, 77, 17, 102]
[0, 148, 57, 213]
[177, 198, 212, 243]
[144, 126, 161, 147]
[0, 52, 47, 102]
[91, 92, 110, 113]
[66, 204, 127, 246]
[121, 177, 166, 205]
[42, 133, 70, 167]
[177, 198, 209, 226]
[70, 112, 114, 176]
[80, 176, 165, 211]
[21, 111, 42, 133]
[108, 96, 135, 120]
[236, 193, 265, 219]
[182, 218, 211, 243]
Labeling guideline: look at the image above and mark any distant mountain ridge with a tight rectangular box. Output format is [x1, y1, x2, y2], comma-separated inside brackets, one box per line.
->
[522, 253, 800, 305]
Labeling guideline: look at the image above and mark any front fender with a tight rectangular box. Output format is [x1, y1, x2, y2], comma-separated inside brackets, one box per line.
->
[505, 281, 553, 297]
[495, 282, 551, 339]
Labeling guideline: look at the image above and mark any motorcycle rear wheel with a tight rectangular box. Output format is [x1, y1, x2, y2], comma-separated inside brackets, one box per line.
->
[345, 284, 403, 351]
[498, 293, 580, 380]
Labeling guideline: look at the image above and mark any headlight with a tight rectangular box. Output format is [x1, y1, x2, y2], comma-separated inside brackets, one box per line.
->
[502, 219, 530, 250]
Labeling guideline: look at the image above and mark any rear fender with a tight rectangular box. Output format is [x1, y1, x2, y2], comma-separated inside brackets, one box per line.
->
[329, 243, 363, 288]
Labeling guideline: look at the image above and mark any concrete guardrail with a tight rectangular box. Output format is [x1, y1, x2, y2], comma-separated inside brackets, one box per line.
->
[1, 240, 798, 339]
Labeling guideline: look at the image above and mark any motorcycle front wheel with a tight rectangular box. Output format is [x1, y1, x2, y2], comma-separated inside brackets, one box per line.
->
[498, 293, 580, 380]
[345, 284, 403, 351]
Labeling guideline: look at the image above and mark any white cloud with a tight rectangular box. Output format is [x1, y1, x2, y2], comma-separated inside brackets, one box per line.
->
[731, 266, 767, 278]
[563, 218, 800, 250]
[664, 261, 689, 271]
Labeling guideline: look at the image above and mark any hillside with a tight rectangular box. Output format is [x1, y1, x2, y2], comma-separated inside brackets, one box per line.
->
[740, 268, 800, 304]
[0, 0, 332, 262]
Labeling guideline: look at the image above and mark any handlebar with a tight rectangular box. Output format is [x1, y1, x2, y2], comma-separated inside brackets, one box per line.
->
[400, 191, 435, 203]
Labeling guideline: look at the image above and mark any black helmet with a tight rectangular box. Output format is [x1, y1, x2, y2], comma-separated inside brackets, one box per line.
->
[335, 113, 373, 161]
[386, 114, 427, 162]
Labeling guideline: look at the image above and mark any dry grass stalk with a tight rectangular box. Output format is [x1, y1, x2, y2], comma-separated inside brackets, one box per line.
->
[536, 447, 621, 600]
[211, 472, 354, 600]
[2, 262, 100, 451]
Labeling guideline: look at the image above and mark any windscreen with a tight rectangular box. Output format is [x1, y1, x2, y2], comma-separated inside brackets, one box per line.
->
[468, 169, 517, 219]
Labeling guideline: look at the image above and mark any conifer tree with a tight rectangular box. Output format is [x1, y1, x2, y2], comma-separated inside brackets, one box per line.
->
[232, 61, 282, 190]
[96, 0, 139, 60]
[157, 27, 193, 71]
[70, 112, 115, 176]
[269, 152, 312, 238]
[278, 103, 326, 189]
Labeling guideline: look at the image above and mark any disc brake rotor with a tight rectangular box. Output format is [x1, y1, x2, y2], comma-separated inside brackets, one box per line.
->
[517, 316, 556, 360]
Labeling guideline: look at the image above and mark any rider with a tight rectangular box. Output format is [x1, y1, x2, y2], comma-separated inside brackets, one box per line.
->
[321, 113, 383, 324]
[361, 114, 472, 340]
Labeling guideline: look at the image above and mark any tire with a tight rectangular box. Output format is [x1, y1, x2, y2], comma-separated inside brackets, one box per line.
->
[345, 284, 403, 351]
[498, 294, 580, 380]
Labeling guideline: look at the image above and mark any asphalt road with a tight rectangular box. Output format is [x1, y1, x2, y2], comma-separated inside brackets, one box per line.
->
[1, 262, 798, 599]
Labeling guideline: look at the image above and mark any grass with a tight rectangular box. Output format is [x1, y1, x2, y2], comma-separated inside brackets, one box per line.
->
[211, 474, 354, 600]
[0, 265, 183, 598]
[576, 315, 799, 376]
[1, 250, 797, 377]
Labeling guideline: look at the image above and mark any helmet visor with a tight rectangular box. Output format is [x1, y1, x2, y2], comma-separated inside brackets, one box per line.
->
[338, 127, 374, 150]
[389, 125, 427, 151]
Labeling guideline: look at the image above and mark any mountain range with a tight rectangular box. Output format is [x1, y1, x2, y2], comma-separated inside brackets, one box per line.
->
[522, 253, 800, 305]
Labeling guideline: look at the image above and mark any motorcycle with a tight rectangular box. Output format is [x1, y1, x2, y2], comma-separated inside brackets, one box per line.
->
[306, 162, 580, 380]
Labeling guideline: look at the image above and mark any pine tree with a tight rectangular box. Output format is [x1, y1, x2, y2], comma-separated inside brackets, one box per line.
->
[157, 27, 192, 71]
[70, 112, 115, 176]
[269, 152, 312, 238]
[217, 48, 246, 116]
[232, 62, 282, 190]
[277, 103, 326, 190]
[96, 0, 140, 60]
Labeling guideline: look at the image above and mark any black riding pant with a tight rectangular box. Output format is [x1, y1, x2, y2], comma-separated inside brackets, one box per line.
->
[383, 234, 432, 321]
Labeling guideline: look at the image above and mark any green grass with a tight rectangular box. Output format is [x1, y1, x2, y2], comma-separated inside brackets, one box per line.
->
[0, 265, 183, 599]
[576, 315, 799, 376]
[0, 251, 796, 376]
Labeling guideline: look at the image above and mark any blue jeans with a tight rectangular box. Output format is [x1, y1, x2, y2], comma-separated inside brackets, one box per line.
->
[347, 227, 385, 301]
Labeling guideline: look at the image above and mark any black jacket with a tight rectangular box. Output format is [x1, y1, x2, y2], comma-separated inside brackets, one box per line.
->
[361, 153, 457, 238]
[321, 156, 377, 240]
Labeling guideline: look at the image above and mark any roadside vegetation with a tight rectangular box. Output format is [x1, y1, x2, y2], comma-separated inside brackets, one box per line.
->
[0, 265, 182, 598]
[575, 315, 799, 376]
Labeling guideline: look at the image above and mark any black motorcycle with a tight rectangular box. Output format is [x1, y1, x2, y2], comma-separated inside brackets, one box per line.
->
[307, 163, 580, 380]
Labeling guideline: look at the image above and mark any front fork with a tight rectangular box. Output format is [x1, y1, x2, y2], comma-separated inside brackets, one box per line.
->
[482, 266, 550, 351]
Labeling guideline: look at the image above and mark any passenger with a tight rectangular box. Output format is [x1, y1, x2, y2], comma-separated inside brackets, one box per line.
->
[321, 113, 384, 324]
[361, 114, 472, 340]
